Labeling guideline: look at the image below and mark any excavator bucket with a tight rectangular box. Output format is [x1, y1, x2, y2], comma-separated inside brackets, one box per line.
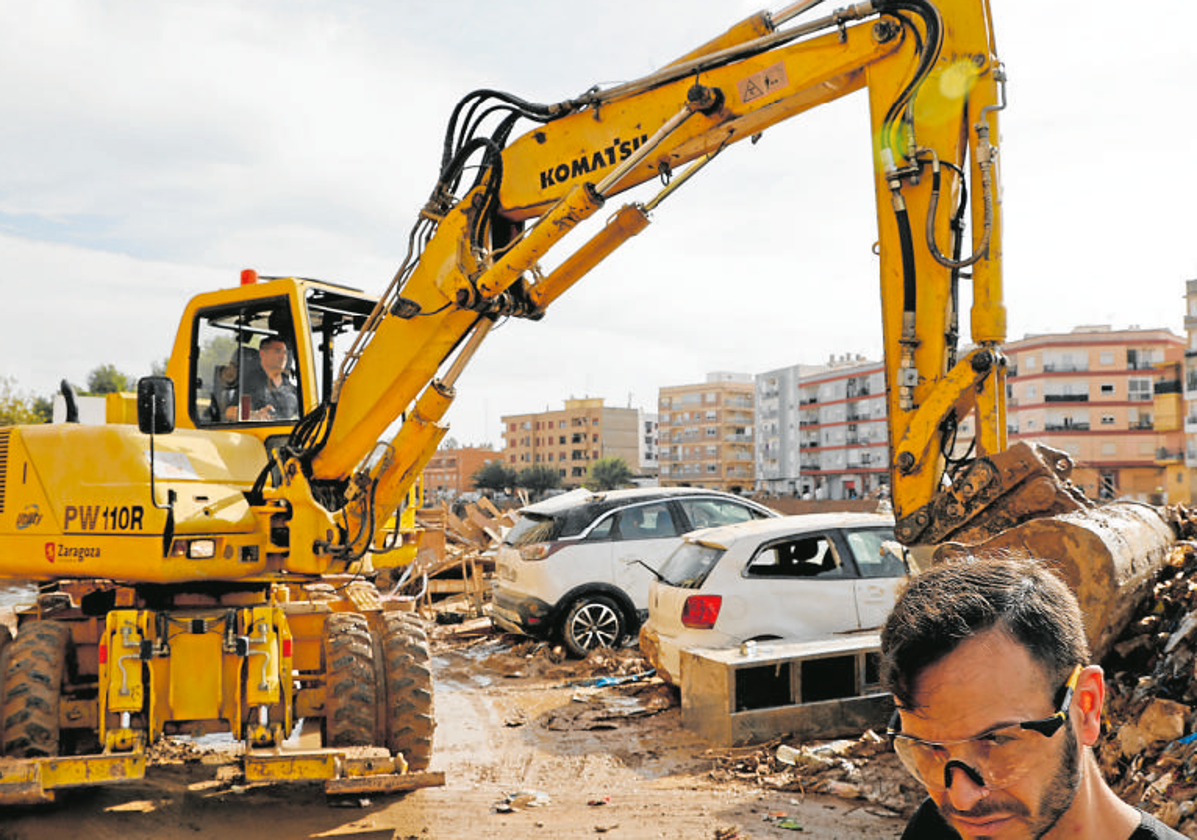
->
[936, 501, 1178, 661]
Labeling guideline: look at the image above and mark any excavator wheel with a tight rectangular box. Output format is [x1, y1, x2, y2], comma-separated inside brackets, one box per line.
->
[3, 620, 70, 758]
[380, 614, 435, 771]
[393, 611, 428, 643]
[0, 624, 13, 750]
[321, 613, 378, 747]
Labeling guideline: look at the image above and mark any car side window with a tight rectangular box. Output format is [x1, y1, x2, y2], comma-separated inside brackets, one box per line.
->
[583, 515, 616, 541]
[613, 502, 677, 541]
[843, 529, 907, 579]
[677, 498, 762, 530]
[745, 535, 848, 579]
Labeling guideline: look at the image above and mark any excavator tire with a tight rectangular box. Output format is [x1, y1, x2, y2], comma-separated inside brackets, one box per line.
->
[380, 614, 434, 771]
[322, 613, 378, 748]
[394, 612, 428, 643]
[0, 624, 13, 749]
[3, 620, 70, 758]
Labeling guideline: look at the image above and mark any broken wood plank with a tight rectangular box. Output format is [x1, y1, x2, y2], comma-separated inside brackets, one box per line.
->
[325, 770, 446, 796]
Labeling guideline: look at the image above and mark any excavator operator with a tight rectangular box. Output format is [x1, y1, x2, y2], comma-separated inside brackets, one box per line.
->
[248, 336, 298, 421]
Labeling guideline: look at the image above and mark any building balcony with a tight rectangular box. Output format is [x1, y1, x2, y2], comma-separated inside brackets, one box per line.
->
[1044, 422, 1090, 432]
[1042, 363, 1089, 373]
[1157, 448, 1186, 463]
[1044, 394, 1089, 403]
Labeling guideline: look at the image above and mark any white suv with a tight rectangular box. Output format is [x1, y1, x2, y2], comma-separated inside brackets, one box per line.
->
[638, 512, 911, 684]
[491, 487, 777, 657]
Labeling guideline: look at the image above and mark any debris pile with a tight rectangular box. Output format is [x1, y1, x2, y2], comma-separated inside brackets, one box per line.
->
[381, 496, 516, 618]
[707, 731, 922, 817]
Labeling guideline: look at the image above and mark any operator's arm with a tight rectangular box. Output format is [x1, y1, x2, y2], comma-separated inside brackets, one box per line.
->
[283, 0, 1007, 556]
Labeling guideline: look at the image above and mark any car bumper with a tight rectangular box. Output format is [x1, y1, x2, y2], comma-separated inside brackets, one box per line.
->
[490, 587, 557, 639]
[638, 624, 679, 686]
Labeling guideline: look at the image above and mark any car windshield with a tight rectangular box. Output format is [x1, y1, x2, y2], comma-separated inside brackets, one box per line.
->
[504, 513, 559, 547]
[657, 542, 726, 589]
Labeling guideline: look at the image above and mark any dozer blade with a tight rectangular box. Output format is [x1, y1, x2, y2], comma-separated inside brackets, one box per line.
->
[936, 501, 1177, 660]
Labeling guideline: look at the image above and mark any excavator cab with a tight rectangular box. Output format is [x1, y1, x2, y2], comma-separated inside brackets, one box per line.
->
[167, 273, 377, 438]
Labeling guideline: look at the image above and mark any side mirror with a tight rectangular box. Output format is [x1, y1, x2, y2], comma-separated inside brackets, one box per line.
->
[137, 376, 175, 435]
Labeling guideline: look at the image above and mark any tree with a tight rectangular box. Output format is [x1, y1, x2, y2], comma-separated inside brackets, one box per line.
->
[517, 464, 561, 501]
[86, 364, 133, 394]
[585, 457, 634, 491]
[0, 376, 47, 425]
[471, 461, 519, 495]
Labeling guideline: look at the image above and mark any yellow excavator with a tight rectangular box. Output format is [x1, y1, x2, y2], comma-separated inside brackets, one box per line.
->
[0, 0, 1177, 804]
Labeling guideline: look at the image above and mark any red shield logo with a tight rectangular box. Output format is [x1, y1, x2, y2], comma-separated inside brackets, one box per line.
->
[44, 542, 56, 563]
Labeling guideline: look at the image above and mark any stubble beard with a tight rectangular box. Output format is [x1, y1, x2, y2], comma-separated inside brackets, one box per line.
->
[1027, 725, 1081, 840]
[937, 726, 1081, 840]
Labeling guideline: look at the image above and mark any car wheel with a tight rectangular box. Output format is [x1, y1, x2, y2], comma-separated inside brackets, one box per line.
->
[561, 595, 626, 658]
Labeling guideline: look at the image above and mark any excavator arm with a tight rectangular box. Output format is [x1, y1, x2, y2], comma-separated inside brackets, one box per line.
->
[278, 0, 1021, 560]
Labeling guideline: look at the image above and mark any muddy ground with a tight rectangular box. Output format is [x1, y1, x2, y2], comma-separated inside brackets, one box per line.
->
[0, 617, 909, 840]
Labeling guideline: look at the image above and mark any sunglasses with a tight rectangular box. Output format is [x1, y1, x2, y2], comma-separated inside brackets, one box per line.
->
[887, 664, 1082, 790]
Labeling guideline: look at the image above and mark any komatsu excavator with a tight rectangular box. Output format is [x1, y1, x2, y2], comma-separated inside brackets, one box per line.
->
[0, 0, 1178, 804]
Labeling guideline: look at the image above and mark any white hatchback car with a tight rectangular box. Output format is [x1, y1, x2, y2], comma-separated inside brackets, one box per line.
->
[491, 487, 777, 657]
[638, 513, 911, 685]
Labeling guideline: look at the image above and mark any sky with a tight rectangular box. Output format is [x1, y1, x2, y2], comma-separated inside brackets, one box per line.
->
[2, 1, 1195, 447]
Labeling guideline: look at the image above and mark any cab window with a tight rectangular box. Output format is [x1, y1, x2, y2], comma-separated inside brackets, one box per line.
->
[193, 300, 299, 426]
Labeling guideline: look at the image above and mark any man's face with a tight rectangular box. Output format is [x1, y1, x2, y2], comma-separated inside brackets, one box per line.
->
[260, 340, 288, 376]
[897, 629, 1081, 840]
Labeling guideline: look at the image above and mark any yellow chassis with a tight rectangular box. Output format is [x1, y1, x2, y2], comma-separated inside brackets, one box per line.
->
[0, 741, 444, 806]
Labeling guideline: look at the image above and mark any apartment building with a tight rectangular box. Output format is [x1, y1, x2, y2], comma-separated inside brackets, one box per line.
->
[639, 412, 660, 478]
[791, 358, 889, 500]
[658, 372, 755, 493]
[998, 326, 1185, 502]
[500, 398, 642, 484]
[421, 445, 498, 499]
[1184, 280, 1197, 498]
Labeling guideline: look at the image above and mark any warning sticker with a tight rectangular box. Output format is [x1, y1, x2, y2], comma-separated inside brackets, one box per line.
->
[737, 62, 789, 105]
[143, 450, 201, 481]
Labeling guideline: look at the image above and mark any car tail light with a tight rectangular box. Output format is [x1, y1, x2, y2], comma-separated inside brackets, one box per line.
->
[519, 542, 565, 561]
[681, 595, 722, 629]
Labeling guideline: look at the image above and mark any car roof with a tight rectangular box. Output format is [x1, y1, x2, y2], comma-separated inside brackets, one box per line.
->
[517, 486, 767, 516]
[684, 512, 896, 549]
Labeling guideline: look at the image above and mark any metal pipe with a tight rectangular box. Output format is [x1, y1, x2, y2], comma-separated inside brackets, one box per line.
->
[594, 102, 699, 197]
[771, 0, 830, 26]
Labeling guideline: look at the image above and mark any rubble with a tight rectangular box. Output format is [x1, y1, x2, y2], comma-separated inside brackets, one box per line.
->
[379, 496, 516, 619]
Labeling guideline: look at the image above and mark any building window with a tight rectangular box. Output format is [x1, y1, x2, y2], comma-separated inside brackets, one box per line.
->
[1128, 378, 1152, 401]
[1101, 414, 1115, 425]
[1100, 383, 1115, 395]
[1101, 442, 1117, 456]
[1100, 351, 1114, 365]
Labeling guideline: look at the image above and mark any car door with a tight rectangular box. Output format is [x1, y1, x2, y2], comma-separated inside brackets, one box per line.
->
[610, 501, 681, 611]
[839, 527, 907, 629]
[725, 532, 861, 640]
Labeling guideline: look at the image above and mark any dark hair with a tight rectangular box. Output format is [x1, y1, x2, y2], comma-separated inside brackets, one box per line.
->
[260, 336, 288, 350]
[880, 554, 1089, 709]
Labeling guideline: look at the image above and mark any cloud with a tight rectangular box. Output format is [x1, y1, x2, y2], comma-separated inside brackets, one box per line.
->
[1, 0, 1194, 451]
